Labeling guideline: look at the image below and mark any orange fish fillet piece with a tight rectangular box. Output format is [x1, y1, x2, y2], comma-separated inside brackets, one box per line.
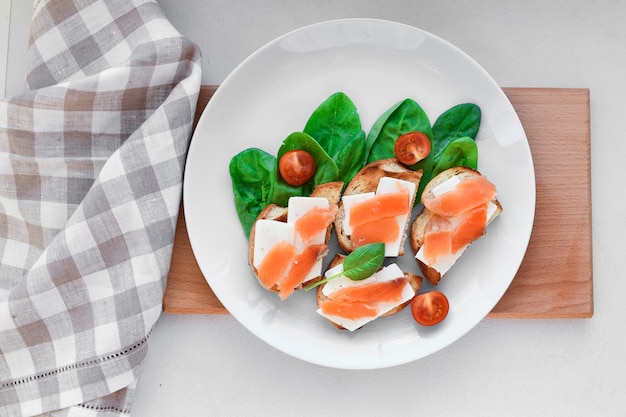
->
[424, 176, 496, 217]
[451, 205, 488, 253]
[422, 215, 453, 265]
[329, 278, 408, 304]
[294, 205, 338, 244]
[256, 240, 297, 290]
[277, 243, 327, 300]
[351, 217, 400, 248]
[319, 278, 408, 319]
[319, 299, 379, 319]
[349, 189, 410, 229]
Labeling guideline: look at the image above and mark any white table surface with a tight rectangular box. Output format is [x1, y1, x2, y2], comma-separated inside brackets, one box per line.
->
[3, 1, 624, 416]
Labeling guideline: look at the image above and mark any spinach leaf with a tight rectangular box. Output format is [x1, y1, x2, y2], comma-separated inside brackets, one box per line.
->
[432, 103, 481, 158]
[332, 135, 367, 186]
[411, 136, 478, 203]
[366, 99, 433, 164]
[304, 242, 385, 290]
[431, 136, 478, 178]
[229, 131, 339, 238]
[303, 92, 367, 184]
[229, 148, 278, 238]
[364, 101, 402, 156]
[229, 94, 483, 240]
[411, 103, 480, 202]
[276, 131, 339, 196]
[411, 151, 436, 204]
[269, 173, 305, 208]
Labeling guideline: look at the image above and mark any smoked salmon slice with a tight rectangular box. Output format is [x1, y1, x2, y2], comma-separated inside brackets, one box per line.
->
[319, 278, 408, 319]
[424, 176, 496, 218]
[277, 243, 327, 300]
[351, 217, 400, 248]
[294, 205, 338, 244]
[329, 278, 408, 304]
[319, 299, 379, 319]
[256, 240, 297, 289]
[422, 215, 453, 265]
[451, 205, 487, 252]
[349, 189, 410, 229]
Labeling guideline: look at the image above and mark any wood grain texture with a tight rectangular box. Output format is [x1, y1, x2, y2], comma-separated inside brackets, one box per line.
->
[163, 86, 593, 318]
[490, 88, 593, 318]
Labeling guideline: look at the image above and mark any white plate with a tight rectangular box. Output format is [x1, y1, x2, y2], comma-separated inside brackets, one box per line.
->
[184, 18, 535, 369]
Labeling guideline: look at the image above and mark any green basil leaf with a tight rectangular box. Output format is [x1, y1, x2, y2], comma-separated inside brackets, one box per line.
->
[303, 242, 385, 290]
[229, 148, 277, 238]
[432, 103, 481, 158]
[342, 242, 385, 281]
[431, 136, 478, 178]
[366, 99, 433, 164]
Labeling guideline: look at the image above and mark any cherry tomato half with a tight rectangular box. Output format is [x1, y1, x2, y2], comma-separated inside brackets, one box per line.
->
[278, 150, 316, 186]
[394, 131, 431, 165]
[411, 290, 449, 326]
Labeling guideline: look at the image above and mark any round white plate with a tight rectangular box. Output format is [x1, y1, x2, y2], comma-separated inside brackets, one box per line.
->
[184, 18, 535, 369]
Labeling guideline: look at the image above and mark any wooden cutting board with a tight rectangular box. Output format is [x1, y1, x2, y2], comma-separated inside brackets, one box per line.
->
[163, 86, 593, 319]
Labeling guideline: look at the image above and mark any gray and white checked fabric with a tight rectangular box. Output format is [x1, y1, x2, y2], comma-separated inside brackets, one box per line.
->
[0, 0, 202, 415]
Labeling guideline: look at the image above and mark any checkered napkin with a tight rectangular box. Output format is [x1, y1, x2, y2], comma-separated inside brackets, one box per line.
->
[0, 0, 202, 415]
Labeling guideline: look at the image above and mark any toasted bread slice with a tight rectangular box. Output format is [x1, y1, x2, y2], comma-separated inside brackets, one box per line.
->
[410, 167, 502, 286]
[334, 158, 422, 256]
[316, 253, 422, 330]
[248, 181, 344, 293]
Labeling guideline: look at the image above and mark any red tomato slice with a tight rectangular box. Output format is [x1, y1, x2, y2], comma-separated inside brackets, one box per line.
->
[278, 150, 316, 186]
[411, 290, 449, 326]
[394, 131, 431, 165]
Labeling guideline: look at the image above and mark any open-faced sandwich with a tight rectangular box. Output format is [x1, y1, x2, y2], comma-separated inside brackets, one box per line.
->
[249, 181, 343, 299]
[229, 91, 504, 332]
[334, 158, 423, 257]
[316, 253, 423, 331]
[410, 166, 502, 286]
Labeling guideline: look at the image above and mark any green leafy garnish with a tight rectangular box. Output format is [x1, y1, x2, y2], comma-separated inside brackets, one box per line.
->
[276, 132, 339, 197]
[303, 92, 367, 185]
[228, 92, 483, 237]
[431, 136, 478, 179]
[415, 103, 481, 195]
[304, 243, 385, 290]
[366, 98, 433, 164]
[229, 148, 299, 238]
[431, 103, 481, 159]
[365, 100, 481, 201]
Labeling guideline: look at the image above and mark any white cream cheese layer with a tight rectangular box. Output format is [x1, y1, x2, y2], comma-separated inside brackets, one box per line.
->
[287, 196, 329, 251]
